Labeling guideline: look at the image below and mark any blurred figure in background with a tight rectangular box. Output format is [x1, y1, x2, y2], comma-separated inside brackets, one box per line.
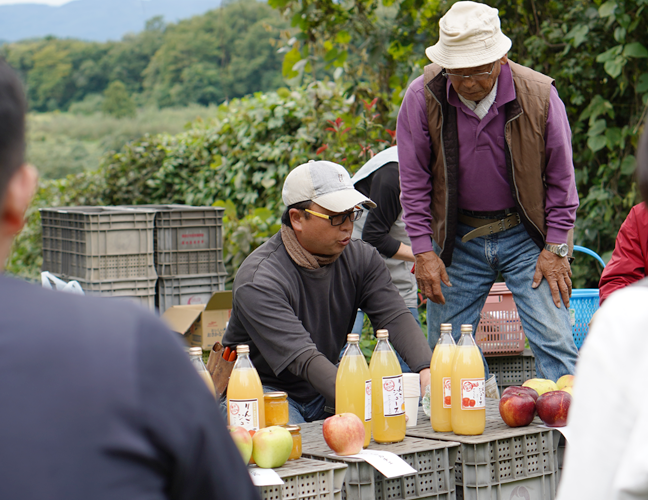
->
[350, 146, 417, 372]
[0, 59, 259, 500]
[557, 120, 648, 499]
[598, 202, 648, 304]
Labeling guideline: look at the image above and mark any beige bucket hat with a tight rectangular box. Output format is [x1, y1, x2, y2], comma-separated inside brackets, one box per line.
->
[425, 1, 512, 69]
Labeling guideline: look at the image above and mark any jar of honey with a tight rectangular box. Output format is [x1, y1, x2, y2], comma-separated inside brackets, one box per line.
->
[263, 392, 289, 427]
[284, 425, 302, 460]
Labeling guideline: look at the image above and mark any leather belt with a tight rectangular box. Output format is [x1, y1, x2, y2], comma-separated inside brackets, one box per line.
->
[458, 212, 521, 243]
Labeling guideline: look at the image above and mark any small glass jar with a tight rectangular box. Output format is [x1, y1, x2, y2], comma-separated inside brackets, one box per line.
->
[264, 392, 289, 427]
[284, 425, 302, 460]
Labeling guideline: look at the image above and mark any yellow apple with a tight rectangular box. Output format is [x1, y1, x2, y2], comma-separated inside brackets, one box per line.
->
[556, 374, 575, 390]
[561, 386, 574, 396]
[522, 378, 558, 396]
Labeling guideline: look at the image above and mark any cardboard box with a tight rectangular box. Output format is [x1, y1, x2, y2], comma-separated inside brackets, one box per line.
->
[161, 290, 232, 350]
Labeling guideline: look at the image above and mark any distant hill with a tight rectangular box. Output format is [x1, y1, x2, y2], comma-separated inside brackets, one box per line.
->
[0, 0, 222, 42]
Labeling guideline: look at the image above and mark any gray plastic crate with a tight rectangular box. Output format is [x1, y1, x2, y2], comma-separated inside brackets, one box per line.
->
[117, 205, 224, 276]
[69, 275, 156, 311]
[157, 273, 226, 313]
[300, 421, 460, 500]
[486, 350, 537, 393]
[41, 206, 157, 281]
[258, 458, 347, 500]
[406, 401, 560, 500]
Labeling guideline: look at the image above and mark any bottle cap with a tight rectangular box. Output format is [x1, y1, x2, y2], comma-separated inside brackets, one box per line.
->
[440, 323, 452, 333]
[376, 329, 389, 339]
[460, 324, 473, 334]
[347, 333, 360, 342]
[188, 347, 203, 356]
[264, 391, 288, 400]
[236, 344, 250, 354]
[283, 424, 301, 433]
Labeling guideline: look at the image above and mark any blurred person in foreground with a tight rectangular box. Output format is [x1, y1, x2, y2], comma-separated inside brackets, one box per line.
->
[222, 160, 432, 424]
[557, 121, 648, 499]
[0, 59, 259, 500]
[396, 1, 579, 385]
[598, 202, 648, 305]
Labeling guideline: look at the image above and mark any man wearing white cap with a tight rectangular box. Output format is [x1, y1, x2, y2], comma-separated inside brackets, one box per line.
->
[397, 1, 580, 384]
[222, 160, 433, 423]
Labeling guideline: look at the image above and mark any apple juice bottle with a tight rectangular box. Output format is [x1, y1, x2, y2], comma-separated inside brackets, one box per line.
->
[336, 333, 371, 447]
[188, 346, 217, 398]
[430, 323, 456, 432]
[450, 324, 485, 435]
[227, 344, 265, 431]
[369, 329, 405, 443]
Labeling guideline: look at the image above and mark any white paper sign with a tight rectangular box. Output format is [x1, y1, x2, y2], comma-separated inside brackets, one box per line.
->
[337, 449, 416, 478]
[248, 468, 284, 486]
[539, 424, 572, 443]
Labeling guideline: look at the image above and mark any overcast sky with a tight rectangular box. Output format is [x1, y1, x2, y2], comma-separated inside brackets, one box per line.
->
[0, 0, 72, 5]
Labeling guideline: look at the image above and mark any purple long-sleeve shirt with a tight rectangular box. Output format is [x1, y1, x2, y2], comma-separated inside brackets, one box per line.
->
[396, 62, 579, 255]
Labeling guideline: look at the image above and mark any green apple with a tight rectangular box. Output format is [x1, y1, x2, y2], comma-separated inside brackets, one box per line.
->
[252, 426, 293, 469]
[228, 425, 253, 465]
[556, 374, 575, 390]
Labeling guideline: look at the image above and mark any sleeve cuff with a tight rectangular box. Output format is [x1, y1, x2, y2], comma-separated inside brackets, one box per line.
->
[411, 235, 434, 255]
[546, 227, 569, 245]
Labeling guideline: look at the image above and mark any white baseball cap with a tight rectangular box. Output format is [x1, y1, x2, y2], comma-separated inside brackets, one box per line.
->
[282, 160, 376, 212]
[425, 1, 512, 69]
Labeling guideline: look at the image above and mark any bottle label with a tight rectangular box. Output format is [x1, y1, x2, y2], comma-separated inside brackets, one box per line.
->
[460, 378, 485, 410]
[443, 377, 452, 408]
[229, 399, 260, 430]
[382, 374, 405, 417]
[365, 379, 372, 421]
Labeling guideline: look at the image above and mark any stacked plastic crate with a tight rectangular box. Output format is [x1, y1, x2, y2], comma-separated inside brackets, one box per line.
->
[40, 206, 158, 309]
[125, 205, 227, 313]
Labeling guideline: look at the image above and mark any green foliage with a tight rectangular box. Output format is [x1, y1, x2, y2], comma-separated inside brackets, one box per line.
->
[0, 0, 289, 111]
[102, 81, 136, 118]
[26, 105, 218, 179]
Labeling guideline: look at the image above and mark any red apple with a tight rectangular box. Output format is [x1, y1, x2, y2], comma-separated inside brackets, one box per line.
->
[536, 390, 571, 427]
[322, 413, 365, 456]
[502, 385, 539, 402]
[228, 425, 253, 465]
[499, 390, 536, 427]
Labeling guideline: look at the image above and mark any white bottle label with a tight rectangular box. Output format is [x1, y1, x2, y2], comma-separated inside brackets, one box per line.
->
[229, 398, 260, 430]
[443, 377, 452, 409]
[382, 374, 405, 416]
[365, 379, 372, 421]
[460, 378, 486, 410]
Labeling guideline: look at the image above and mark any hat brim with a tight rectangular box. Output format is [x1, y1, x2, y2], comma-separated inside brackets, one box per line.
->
[425, 34, 511, 69]
[313, 188, 376, 213]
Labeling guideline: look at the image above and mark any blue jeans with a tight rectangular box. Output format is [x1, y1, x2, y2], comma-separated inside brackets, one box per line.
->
[263, 386, 333, 424]
[426, 222, 578, 382]
[350, 308, 418, 373]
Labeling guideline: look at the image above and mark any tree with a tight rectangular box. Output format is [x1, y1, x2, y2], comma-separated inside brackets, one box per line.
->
[102, 80, 136, 118]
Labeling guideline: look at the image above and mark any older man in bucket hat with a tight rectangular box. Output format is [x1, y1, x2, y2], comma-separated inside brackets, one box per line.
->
[396, 1, 580, 391]
[222, 160, 433, 424]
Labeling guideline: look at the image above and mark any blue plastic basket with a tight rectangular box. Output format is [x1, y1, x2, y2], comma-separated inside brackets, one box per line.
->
[570, 246, 605, 349]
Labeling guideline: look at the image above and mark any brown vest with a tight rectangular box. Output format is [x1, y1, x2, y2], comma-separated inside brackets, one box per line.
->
[423, 61, 569, 266]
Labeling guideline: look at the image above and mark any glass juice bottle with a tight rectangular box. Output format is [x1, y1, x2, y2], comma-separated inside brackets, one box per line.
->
[369, 329, 405, 443]
[336, 333, 372, 447]
[450, 324, 485, 435]
[227, 344, 265, 431]
[430, 323, 456, 432]
[189, 347, 217, 397]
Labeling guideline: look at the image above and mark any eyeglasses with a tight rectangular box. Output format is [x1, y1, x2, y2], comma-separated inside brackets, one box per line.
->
[303, 208, 363, 226]
[442, 62, 497, 82]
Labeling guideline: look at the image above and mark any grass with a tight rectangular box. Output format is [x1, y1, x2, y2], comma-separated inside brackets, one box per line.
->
[26, 105, 218, 179]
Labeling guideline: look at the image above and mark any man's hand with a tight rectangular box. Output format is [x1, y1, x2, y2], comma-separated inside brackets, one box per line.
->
[414, 251, 452, 304]
[418, 368, 430, 396]
[532, 248, 572, 308]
